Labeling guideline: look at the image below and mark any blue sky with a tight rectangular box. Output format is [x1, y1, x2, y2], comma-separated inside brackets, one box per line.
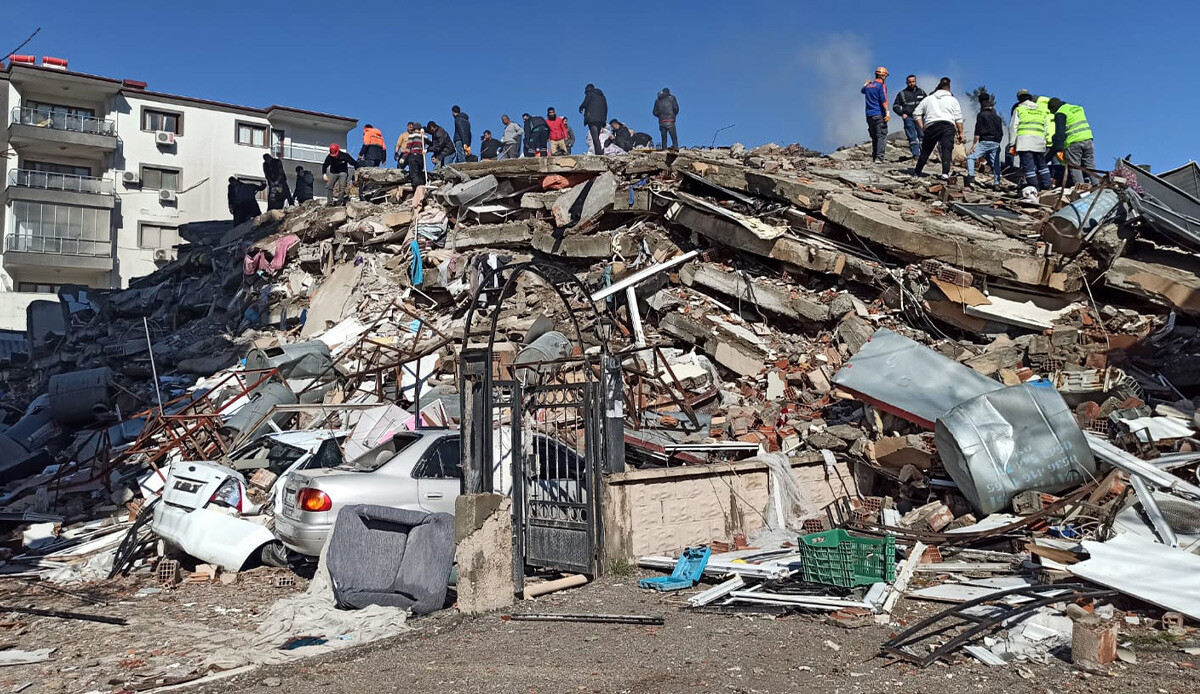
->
[9, 1, 1198, 170]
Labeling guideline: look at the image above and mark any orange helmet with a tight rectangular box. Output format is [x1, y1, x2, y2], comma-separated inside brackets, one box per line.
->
[875, 66, 889, 77]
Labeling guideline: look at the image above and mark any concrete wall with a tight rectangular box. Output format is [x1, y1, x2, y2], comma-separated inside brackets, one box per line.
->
[602, 456, 857, 561]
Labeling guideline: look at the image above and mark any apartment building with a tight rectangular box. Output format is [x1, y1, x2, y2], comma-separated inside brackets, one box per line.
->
[0, 56, 357, 331]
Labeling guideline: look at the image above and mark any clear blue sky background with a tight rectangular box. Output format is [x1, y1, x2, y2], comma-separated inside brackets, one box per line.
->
[9, 1, 1197, 170]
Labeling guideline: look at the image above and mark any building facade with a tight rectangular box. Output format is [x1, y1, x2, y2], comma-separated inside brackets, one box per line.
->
[0, 58, 356, 331]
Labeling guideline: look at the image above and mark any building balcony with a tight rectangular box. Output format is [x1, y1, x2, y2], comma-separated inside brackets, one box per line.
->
[8, 106, 118, 154]
[3, 202, 114, 273]
[5, 169, 115, 208]
[278, 142, 330, 164]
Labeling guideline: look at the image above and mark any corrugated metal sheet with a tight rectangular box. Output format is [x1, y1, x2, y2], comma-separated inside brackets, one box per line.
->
[1121, 158, 1200, 251]
[1160, 161, 1200, 200]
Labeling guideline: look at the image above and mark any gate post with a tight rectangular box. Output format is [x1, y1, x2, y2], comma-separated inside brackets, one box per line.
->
[600, 353, 626, 474]
[459, 347, 493, 494]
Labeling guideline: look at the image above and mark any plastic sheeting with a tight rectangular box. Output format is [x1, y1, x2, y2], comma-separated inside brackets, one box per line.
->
[935, 383, 1097, 515]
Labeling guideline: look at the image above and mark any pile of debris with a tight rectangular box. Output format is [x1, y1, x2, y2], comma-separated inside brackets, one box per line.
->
[3, 132, 1200, 673]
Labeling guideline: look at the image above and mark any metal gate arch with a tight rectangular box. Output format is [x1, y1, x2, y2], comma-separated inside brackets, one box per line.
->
[460, 260, 623, 587]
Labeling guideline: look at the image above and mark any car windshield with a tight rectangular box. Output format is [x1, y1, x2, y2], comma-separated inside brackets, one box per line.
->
[340, 433, 423, 472]
[300, 436, 349, 471]
[229, 438, 308, 474]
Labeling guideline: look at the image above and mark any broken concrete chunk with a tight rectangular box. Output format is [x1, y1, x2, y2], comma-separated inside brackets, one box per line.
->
[552, 171, 617, 227]
[681, 263, 831, 324]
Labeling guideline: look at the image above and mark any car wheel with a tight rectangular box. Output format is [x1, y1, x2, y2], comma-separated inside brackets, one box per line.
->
[258, 541, 290, 568]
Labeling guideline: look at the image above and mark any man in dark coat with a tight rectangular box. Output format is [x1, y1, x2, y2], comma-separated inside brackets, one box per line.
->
[451, 106, 471, 163]
[522, 113, 550, 157]
[426, 122, 455, 170]
[293, 166, 315, 203]
[652, 88, 679, 149]
[609, 120, 635, 153]
[262, 153, 293, 210]
[578, 83, 608, 154]
[479, 130, 502, 160]
[228, 176, 265, 226]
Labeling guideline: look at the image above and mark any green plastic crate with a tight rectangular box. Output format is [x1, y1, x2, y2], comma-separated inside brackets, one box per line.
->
[798, 529, 896, 588]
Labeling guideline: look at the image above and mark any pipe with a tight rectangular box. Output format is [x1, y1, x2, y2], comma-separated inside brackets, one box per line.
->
[590, 250, 700, 302]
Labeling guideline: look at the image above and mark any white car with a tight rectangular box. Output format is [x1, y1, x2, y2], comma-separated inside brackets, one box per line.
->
[150, 429, 345, 571]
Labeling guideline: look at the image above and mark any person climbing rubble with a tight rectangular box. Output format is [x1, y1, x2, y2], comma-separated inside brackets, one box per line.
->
[911, 77, 964, 180]
[293, 166, 314, 203]
[579, 83, 608, 155]
[227, 176, 264, 226]
[262, 153, 293, 209]
[1009, 90, 1054, 191]
[358, 124, 386, 168]
[1048, 97, 1095, 187]
[522, 113, 550, 157]
[862, 66, 890, 164]
[965, 91, 1004, 189]
[321, 143, 357, 204]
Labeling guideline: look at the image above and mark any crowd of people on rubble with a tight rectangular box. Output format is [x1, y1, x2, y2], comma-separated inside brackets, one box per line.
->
[862, 67, 1096, 195]
[227, 83, 681, 215]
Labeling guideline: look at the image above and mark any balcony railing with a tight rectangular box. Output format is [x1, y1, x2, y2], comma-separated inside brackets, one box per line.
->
[4, 233, 111, 257]
[279, 142, 332, 164]
[11, 106, 116, 137]
[9, 169, 113, 195]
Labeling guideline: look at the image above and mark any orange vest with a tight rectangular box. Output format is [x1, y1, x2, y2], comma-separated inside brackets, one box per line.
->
[363, 127, 385, 148]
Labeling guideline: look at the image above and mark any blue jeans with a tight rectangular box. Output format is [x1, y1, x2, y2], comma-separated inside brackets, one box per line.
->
[966, 141, 1002, 185]
[902, 116, 922, 158]
[1019, 151, 1053, 190]
[454, 141, 466, 162]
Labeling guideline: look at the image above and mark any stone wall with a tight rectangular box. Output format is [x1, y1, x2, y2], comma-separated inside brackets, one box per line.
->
[601, 455, 857, 561]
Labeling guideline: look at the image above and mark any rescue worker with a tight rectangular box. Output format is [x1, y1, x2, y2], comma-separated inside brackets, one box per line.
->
[321, 143, 357, 204]
[227, 176, 265, 226]
[1008, 91, 1053, 191]
[861, 66, 890, 164]
[546, 107, 570, 156]
[451, 106, 471, 164]
[578, 83, 608, 156]
[652, 87, 679, 150]
[293, 166, 314, 203]
[1048, 98, 1095, 186]
[358, 123, 386, 168]
[522, 113, 550, 157]
[892, 75, 927, 159]
[262, 153, 293, 209]
[403, 122, 427, 186]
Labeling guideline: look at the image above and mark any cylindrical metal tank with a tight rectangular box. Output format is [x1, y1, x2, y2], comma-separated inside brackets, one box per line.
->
[245, 340, 332, 379]
[513, 331, 574, 386]
[1042, 189, 1120, 254]
[47, 367, 113, 424]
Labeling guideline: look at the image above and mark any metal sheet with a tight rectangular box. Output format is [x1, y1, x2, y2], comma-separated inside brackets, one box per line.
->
[935, 384, 1097, 515]
[1121, 159, 1200, 251]
[1070, 533, 1200, 621]
[831, 329, 1003, 429]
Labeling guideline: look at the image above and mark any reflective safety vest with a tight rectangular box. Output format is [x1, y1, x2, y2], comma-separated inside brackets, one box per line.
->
[1035, 96, 1055, 146]
[1060, 103, 1093, 147]
[362, 126, 385, 148]
[1016, 103, 1047, 139]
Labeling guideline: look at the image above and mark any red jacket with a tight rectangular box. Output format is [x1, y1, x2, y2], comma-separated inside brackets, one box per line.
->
[546, 116, 569, 141]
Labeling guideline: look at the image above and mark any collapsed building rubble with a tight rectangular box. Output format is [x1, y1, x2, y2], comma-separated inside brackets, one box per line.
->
[2, 132, 1200, 682]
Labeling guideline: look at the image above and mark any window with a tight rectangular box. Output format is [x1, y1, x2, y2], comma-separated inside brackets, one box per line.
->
[142, 108, 182, 134]
[141, 166, 180, 191]
[8, 201, 110, 256]
[236, 122, 267, 147]
[17, 282, 61, 294]
[414, 438, 461, 479]
[138, 224, 180, 249]
[27, 160, 92, 177]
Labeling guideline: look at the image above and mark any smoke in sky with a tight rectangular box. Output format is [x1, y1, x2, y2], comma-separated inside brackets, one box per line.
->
[798, 34, 873, 152]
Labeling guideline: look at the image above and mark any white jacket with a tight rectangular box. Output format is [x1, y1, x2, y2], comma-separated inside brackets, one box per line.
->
[1008, 101, 1048, 153]
[913, 90, 963, 127]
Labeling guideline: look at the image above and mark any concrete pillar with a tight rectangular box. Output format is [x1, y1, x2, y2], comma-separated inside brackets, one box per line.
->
[1071, 615, 1117, 666]
[454, 493, 515, 614]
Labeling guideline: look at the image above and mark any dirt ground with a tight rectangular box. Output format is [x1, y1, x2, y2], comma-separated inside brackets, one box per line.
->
[3, 569, 1198, 694]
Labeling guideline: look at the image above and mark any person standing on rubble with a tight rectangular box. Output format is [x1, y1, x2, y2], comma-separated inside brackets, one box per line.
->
[262, 153, 293, 209]
[358, 124, 386, 168]
[579, 83, 608, 155]
[321, 143, 357, 204]
[1048, 98, 1095, 187]
[403, 122, 427, 186]
[228, 176, 265, 226]
[293, 166, 314, 203]
[500, 115, 522, 159]
[911, 77, 964, 180]
[1008, 91, 1054, 191]
[861, 66, 890, 164]
[546, 107, 570, 156]
[426, 121, 455, 171]
[892, 75, 926, 160]
[965, 92, 1004, 189]
[564, 117, 576, 153]
[522, 113, 550, 157]
[394, 125, 411, 168]
[451, 106, 471, 164]
[479, 130, 502, 160]
[652, 87, 679, 150]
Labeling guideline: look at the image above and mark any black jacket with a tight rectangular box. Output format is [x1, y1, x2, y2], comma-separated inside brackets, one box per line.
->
[229, 180, 264, 208]
[579, 86, 608, 126]
[479, 137, 502, 160]
[453, 112, 472, 144]
[611, 125, 635, 152]
[653, 91, 679, 122]
[294, 169, 314, 199]
[263, 157, 287, 186]
[892, 85, 928, 117]
[428, 127, 454, 159]
[322, 151, 357, 174]
[358, 143, 385, 162]
[974, 108, 1005, 143]
[1051, 112, 1069, 153]
[524, 116, 549, 142]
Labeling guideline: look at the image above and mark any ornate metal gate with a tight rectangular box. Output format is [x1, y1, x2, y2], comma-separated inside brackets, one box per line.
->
[460, 261, 623, 587]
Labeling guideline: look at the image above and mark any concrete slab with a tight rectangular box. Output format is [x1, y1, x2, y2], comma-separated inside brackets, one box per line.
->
[552, 171, 617, 227]
[681, 263, 830, 323]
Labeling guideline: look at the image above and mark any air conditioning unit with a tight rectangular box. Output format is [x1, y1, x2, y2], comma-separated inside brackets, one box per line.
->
[155, 131, 175, 146]
[121, 170, 140, 185]
[153, 248, 174, 261]
[158, 189, 177, 203]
